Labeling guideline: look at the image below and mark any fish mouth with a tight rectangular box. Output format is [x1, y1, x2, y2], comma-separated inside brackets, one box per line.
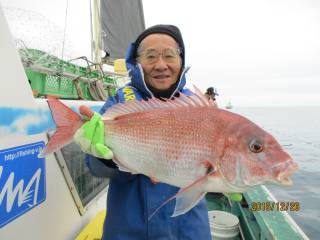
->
[275, 170, 296, 186]
[273, 160, 299, 186]
[222, 158, 299, 188]
[276, 176, 293, 186]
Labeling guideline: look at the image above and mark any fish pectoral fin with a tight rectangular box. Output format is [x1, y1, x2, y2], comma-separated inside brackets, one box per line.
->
[148, 174, 209, 221]
[171, 174, 209, 217]
[172, 187, 206, 217]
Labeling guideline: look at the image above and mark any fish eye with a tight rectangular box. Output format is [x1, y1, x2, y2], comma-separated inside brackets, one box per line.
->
[249, 139, 264, 153]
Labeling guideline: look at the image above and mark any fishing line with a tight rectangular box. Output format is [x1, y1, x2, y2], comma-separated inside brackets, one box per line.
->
[61, 0, 69, 60]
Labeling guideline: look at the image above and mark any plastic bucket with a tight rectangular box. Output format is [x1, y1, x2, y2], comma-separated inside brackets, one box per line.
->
[208, 210, 239, 240]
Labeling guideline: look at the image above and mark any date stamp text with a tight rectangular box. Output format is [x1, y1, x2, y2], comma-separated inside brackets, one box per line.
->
[250, 201, 300, 212]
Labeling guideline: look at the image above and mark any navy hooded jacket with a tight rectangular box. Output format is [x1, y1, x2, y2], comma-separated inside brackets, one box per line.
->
[85, 42, 211, 240]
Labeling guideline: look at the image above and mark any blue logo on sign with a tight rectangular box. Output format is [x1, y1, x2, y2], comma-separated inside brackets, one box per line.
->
[0, 142, 46, 228]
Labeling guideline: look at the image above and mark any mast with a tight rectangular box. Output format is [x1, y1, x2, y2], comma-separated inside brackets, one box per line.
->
[90, 0, 103, 64]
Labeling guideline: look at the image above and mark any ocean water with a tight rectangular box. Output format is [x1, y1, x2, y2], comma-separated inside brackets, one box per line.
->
[232, 106, 320, 239]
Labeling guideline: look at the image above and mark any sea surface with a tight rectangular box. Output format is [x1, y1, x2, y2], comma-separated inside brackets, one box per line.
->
[232, 106, 320, 239]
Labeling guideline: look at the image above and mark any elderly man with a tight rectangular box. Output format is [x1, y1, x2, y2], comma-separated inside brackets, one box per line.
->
[75, 25, 212, 240]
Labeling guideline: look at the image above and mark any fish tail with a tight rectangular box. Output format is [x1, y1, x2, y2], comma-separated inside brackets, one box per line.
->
[39, 97, 84, 157]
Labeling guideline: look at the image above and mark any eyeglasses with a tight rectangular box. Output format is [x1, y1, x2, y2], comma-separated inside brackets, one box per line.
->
[138, 48, 181, 64]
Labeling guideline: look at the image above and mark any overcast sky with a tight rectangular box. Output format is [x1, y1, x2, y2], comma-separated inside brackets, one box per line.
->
[1, 0, 320, 107]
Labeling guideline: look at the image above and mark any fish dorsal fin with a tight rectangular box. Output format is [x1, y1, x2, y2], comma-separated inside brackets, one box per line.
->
[103, 86, 215, 120]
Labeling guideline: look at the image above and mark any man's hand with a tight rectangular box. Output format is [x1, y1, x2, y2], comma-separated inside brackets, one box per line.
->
[74, 112, 113, 159]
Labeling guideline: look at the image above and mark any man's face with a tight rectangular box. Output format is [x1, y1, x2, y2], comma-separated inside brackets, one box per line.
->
[137, 34, 182, 91]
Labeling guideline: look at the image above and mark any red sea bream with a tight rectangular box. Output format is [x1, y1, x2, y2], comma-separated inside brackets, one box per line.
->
[41, 87, 298, 217]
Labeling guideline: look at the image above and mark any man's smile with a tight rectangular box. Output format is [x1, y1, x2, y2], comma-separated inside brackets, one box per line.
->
[153, 74, 171, 79]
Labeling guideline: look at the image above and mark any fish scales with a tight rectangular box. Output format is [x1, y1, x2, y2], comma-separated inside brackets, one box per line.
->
[104, 107, 223, 187]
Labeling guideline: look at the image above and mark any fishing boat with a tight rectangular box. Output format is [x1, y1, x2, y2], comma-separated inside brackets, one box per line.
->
[0, 1, 309, 239]
[0, 1, 136, 239]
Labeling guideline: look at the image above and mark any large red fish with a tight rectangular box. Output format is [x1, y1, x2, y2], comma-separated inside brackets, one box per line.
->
[41, 87, 298, 217]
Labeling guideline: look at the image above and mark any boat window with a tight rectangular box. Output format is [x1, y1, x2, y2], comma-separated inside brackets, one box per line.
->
[50, 134, 108, 214]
